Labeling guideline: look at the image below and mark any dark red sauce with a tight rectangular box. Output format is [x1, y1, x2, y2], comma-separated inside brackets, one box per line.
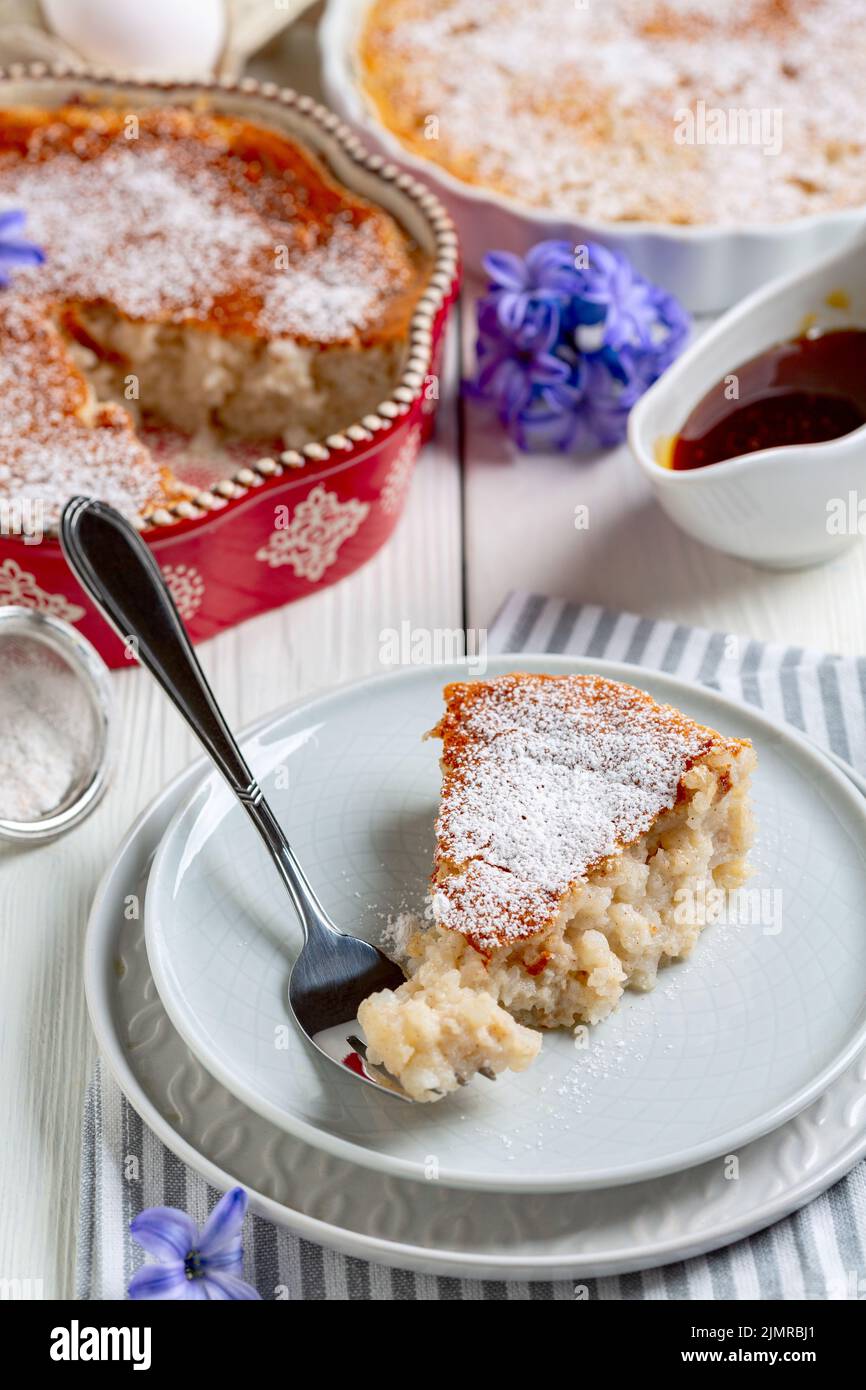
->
[342, 1050, 366, 1077]
[671, 328, 866, 470]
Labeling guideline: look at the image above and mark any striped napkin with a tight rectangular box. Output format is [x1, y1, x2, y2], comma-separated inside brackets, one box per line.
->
[78, 593, 866, 1300]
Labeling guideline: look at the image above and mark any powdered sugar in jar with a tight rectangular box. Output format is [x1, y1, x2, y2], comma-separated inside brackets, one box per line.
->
[0, 606, 114, 841]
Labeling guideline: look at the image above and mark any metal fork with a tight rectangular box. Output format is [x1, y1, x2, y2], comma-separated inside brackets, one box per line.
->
[60, 496, 417, 1101]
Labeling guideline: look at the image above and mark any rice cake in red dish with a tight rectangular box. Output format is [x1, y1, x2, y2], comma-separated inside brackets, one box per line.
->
[0, 104, 430, 527]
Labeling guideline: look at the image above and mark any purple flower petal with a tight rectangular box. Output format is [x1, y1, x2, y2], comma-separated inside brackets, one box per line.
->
[524, 240, 579, 296]
[487, 292, 560, 351]
[497, 359, 534, 417]
[202, 1270, 262, 1301]
[524, 239, 572, 271]
[0, 243, 44, 267]
[201, 1245, 244, 1272]
[474, 350, 510, 396]
[495, 289, 531, 335]
[595, 344, 630, 385]
[475, 296, 502, 336]
[128, 1263, 191, 1301]
[529, 352, 571, 386]
[482, 250, 529, 291]
[525, 301, 561, 352]
[130, 1207, 197, 1263]
[0, 207, 27, 232]
[197, 1187, 248, 1258]
[571, 296, 608, 327]
[0, 207, 45, 286]
[475, 354, 515, 399]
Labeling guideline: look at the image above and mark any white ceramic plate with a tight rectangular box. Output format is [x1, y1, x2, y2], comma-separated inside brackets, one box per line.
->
[88, 735, 866, 1279]
[145, 656, 866, 1193]
[319, 0, 866, 312]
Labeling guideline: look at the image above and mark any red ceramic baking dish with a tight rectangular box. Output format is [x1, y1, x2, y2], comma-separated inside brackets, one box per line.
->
[0, 65, 459, 666]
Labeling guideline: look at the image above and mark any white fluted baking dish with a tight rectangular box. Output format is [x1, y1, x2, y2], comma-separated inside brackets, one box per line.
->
[320, 0, 866, 312]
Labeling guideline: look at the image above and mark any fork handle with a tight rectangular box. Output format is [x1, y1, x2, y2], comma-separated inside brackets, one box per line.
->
[60, 496, 334, 941]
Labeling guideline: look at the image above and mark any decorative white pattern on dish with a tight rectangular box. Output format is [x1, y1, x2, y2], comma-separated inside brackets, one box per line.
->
[254, 485, 369, 579]
[0, 556, 85, 622]
[160, 564, 205, 621]
[380, 426, 421, 515]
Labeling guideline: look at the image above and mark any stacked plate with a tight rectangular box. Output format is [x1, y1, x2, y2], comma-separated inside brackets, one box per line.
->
[85, 656, 866, 1279]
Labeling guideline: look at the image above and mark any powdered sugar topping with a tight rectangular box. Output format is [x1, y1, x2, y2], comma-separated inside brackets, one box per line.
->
[259, 220, 403, 340]
[362, 0, 866, 225]
[2, 145, 271, 322]
[0, 299, 165, 526]
[0, 106, 422, 521]
[0, 128, 411, 340]
[433, 674, 729, 947]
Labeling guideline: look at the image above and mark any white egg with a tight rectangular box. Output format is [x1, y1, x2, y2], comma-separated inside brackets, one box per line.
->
[42, 0, 227, 78]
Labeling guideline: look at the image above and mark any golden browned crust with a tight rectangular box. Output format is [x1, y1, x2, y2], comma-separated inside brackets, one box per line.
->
[430, 673, 750, 951]
[359, 0, 865, 227]
[0, 103, 430, 520]
[0, 104, 428, 343]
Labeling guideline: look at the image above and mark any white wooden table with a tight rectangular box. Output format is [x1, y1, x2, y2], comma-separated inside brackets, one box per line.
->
[2, 16, 865, 1300]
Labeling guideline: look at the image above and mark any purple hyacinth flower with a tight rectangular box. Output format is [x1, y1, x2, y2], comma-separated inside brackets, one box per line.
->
[483, 241, 577, 346]
[0, 209, 44, 287]
[471, 238, 690, 452]
[566, 352, 647, 450]
[128, 1187, 261, 1300]
[484, 240, 579, 307]
[568, 242, 690, 366]
[474, 293, 570, 427]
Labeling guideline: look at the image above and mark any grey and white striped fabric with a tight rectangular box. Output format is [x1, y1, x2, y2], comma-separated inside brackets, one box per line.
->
[78, 592, 866, 1300]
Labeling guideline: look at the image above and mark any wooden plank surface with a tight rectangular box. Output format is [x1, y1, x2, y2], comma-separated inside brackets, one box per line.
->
[3, 10, 866, 1300]
[461, 301, 866, 655]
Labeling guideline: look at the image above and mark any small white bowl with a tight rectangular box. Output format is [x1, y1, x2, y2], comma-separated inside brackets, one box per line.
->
[628, 235, 866, 569]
